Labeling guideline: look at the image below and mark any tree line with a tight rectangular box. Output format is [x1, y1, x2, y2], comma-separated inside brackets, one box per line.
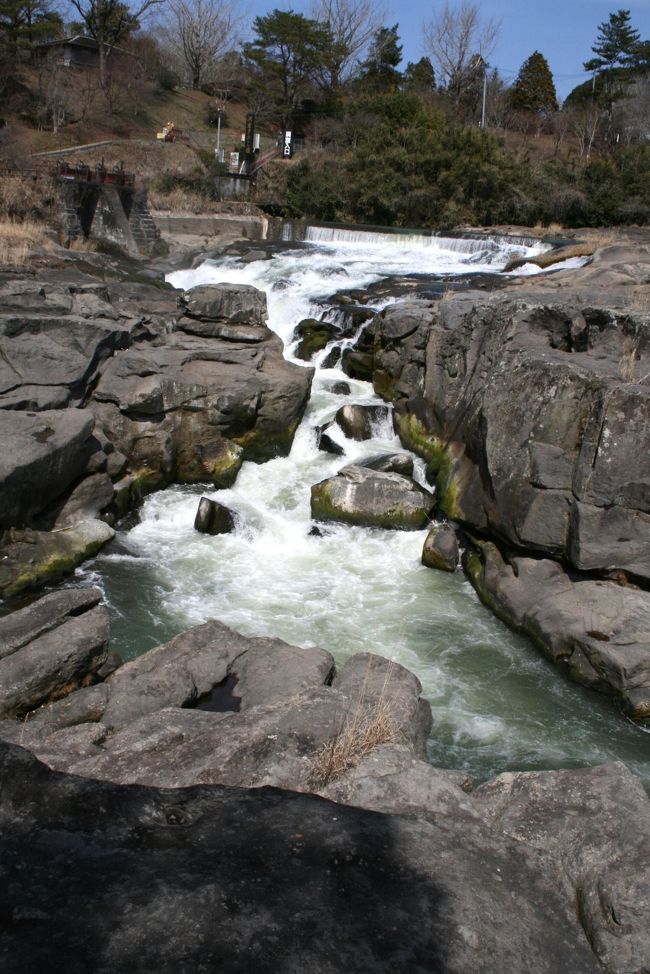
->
[1, 0, 649, 227]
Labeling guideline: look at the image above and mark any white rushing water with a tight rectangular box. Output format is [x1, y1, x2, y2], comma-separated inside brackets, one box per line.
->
[84, 227, 650, 786]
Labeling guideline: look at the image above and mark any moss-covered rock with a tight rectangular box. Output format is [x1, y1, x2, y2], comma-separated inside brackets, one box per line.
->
[311, 465, 433, 531]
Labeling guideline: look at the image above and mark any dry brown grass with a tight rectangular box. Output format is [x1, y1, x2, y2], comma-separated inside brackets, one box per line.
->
[619, 336, 640, 382]
[0, 220, 52, 265]
[310, 699, 399, 787]
[0, 174, 59, 224]
[626, 289, 650, 313]
[148, 185, 214, 213]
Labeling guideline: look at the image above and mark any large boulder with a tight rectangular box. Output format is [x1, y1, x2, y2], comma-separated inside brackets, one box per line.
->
[311, 464, 434, 530]
[180, 282, 268, 329]
[422, 523, 459, 572]
[194, 496, 237, 535]
[334, 403, 391, 440]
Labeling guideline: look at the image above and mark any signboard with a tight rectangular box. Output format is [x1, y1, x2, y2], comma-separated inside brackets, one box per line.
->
[229, 151, 239, 172]
[283, 131, 293, 158]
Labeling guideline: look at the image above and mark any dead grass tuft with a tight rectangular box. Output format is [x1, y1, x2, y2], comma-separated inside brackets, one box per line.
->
[0, 220, 52, 265]
[310, 698, 399, 788]
[619, 336, 640, 382]
[626, 289, 650, 314]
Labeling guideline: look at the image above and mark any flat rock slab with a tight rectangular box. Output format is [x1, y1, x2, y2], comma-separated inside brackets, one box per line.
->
[311, 464, 434, 530]
[0, 740, 606, 974]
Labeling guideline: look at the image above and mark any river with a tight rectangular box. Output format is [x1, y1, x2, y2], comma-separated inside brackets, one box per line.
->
[80, 226, 650, 787]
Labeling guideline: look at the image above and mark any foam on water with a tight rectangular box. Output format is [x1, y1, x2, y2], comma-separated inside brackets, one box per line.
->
[84, 232, 650, 787]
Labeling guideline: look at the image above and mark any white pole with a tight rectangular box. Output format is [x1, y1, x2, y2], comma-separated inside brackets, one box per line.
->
[216, 108, 222, 160]
[481, 66, 488, 130]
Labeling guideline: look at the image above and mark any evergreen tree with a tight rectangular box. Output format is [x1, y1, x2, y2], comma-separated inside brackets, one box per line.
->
[243, 9, 336, 117]
[357, 24, 402, 92]
[510, 51, 558, 114]
[584, 8, 640, 75]
[403, 57, 435, 94]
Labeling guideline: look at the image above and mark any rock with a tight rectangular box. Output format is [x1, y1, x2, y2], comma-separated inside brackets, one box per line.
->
[311, 465, 434, 530]
[316, 424, 345, 455]
[422, 523, 459, 572]
[0, 588, 109, 719]
[180, 283, 267, 327]
[329, 381, 351, 395]
[0, 409, 96, 528]
[0, 519, 115, 598]
[0, 739, 622, 974]
[354, 452, 414, 477]
[464, 539, 650, 718]
[470, 761, 650, 974]
[194, 497, 237, 535]
[382, 291, 650, 581]
[335, 403, 391, 440]
[293, 318, 338, 361]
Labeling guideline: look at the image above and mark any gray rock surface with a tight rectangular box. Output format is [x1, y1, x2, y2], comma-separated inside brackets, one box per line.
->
[0, 587, 109, 718]
[311, 464, 434, 530]
[422, 523, 459, 572]
[465, 540, 650, 718]
[194, 496, 237, 534]
[0, 738, 608, 974]
[335, 403, 392, 440]
[0, 269, 312, 594]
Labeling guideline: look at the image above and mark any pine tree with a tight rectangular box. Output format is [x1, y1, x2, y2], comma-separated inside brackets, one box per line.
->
[510, 51, 558, 114]
[584, 8, 640, 74]
[403, 57, 435, 94]
[358, 24, 402, 92]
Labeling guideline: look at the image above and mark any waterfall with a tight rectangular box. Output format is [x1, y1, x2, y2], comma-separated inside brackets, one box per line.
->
[80, 229, 650, 788]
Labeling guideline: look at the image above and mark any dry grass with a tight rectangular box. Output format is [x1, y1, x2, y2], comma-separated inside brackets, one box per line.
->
[0, 220, 52, 265]
[148, 185, 214, 213]
[626, 289, 650, 313]
[619, 336, 640, 382]
[310, 699, 399, 787]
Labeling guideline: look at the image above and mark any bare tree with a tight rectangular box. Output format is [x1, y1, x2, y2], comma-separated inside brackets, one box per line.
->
[422, 0, 499, 110]
[160, 0, 240, 90]
[68, 0, 165, 93]
[310, 0, 385, 88]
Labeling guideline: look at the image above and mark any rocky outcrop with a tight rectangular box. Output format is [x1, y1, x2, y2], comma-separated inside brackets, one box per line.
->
[464, 540, 650, 718]
[0, 587, 109, 718]
[1, 744, 648, 973]
[311, 464, 434, 530]
[0, 272, 312, 596]
[0, 612, 431, 793]
[356, 241, 650, 715]
[292, 317, 338, 360]
[0, 737, 622, 974]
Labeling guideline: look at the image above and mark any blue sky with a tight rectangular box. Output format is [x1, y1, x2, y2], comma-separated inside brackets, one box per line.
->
[243, 1, 650, 100]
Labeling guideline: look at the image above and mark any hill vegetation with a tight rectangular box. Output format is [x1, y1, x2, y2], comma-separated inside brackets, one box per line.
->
[1, 0, 649, 230]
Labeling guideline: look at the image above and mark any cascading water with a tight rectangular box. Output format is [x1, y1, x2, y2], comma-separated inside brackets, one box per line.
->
[81, 227, 650, 787]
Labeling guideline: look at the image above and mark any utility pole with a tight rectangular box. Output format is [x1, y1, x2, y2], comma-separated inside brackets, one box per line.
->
[480, 62, 488, 130]
[215, 107, 223, 162]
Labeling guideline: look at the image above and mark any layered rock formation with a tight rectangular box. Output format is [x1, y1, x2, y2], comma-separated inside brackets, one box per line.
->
[0, 269, 312, 596]
[0, 597, 648, 974]
[356, 239, 650, 717]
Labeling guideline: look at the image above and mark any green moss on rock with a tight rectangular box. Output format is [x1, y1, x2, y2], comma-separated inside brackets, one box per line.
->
[396, 413, 461, 520]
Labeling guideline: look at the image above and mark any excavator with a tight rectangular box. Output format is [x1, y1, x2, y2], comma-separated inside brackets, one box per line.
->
[156, 121, 189, 143]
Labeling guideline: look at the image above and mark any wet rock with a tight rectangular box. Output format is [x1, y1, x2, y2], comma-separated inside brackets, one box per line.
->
[329, 381, 351, 395]
[311, 465, 433, 530]
[334, 403, 391, 440]
[316, 424, 345, 455]
[464, 539, 650, 718]
[422, 524, 459, 572]
[0, 588, 109, 719]
[194, 497, 237, 535]
[293, 318, 338, 361]
[354, 452, 414, 477]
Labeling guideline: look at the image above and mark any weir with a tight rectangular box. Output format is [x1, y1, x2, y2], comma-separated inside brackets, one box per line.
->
[84, 229, 650, 788]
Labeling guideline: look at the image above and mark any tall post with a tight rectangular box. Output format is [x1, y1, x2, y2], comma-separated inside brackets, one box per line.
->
[215, 107, 223, 161]
[480, 64, 488, 130]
